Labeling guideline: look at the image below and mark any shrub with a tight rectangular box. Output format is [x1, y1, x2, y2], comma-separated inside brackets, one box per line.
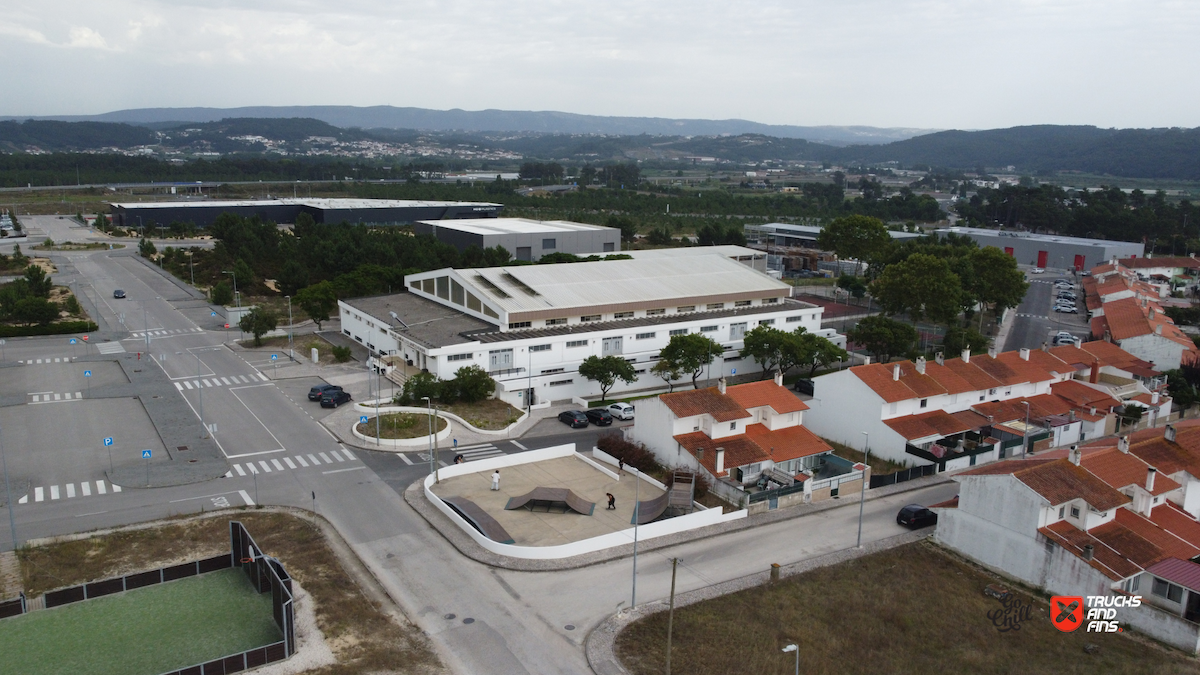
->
[397, 371, 441, 403]
[331, 345, 352, 362]
[597, 433, 664, 475]
[452, 365, 495, 403]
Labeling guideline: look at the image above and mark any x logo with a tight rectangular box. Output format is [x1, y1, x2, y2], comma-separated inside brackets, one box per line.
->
[1051, 595, 1085, 632]
[1055, 600, 1080, 623]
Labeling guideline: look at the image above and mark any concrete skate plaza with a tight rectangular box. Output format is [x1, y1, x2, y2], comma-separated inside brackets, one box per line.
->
[429, 457, 665, 547]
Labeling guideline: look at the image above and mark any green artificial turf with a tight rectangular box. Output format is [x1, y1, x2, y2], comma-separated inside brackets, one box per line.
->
[0, 568, 282, 675]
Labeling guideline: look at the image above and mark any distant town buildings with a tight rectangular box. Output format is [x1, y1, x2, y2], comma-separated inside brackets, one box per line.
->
[109, 198, 503, 229]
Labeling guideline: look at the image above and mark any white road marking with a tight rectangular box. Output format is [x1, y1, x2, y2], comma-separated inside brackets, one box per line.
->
[282, 457, 297, 469]
[340, 447, 357, 460]
[112, 484, 121, 492]
[439, 460, 448, 467]
[183, 380, 193, 390]
[53, 394, 61, 401]
[192, 380, 201, 389]
[233, 464, 246, 476]
[258, 461, 272, 473]
[330, 449, 346, 462]
[398, 453, 414, 465]
[322, 466, 366, 475]
[66, 483, 75, 498]
[18, 495, 27, 504]
[246, 463, 259, 474]
[175, 382, 184, 391]
[221, 377, 233, 385]
[224, 471, 232, 478]
[307, 453, 320, 465]
[270, 459, 285, 471]
[258, 373, 268, 381]
[239, 490, 255, 506]
[75, 392, 82, 398]
[510, 440, 528, 450]
[225, 448, 285, 459]
[295, 455, 309, 467]
[50, 485, 59, 500]
[96, 481, 107, 494]
[81, 482, 91, 496]
[318, 452, 333, 464]
[202, 379, 212, 387]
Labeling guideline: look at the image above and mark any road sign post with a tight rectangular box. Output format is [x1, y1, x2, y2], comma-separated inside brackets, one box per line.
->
[271, 353, 278, 378]
[103, 437, 114, 472]
[142, 449, 151, 487]
[0, 338, 5, 361]
[69, 337, 77, 359]
[84, 369, 91, 396]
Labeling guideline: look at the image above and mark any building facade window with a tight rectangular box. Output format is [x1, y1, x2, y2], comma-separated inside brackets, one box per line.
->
[530, 344, 551, 352]
[786, 315, 804, 323]
[677, 306, 695, 312]
[546, 318, 567, 325]
[508, 321, 531, 329]
[669, 328, 688, 336]
[636, 332, 656, 340]
[581, 314, 601, 322]
[759, 319, 775, 326]
[729, 422, 736, 430]
[614, 311, 634, 319]
[707, 303, 725, 310]
[730, 322, 747, 339]
[542, 238, 556, 250]
[920, 399, 928, 408]
[646, 308, 666, 316]
[734, 300, 752, 307]
[541, 368, 564, 375]
[549, 379, 573, 387]
[1070, 506, 1080, 518]
[701, 325, 719, 333]
[764, 297, 780, 304]
[447, 353, 473, 362]
[1153, 578, 1184, 603]
[566, 340, 588, 348]
[488, 349, 514, 370]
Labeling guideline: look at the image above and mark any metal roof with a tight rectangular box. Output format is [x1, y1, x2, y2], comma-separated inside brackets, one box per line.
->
[455, 254, 790, 315]
[108, 198, 501, 210]
[415, 217, 613, 235]
[1146, 557, 1200, 593]
[622, 246, 765, 260]
[935, 226, 1142, 247]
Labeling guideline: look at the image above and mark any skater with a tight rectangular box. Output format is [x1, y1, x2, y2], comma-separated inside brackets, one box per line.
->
[491, 470, 500, 491]
[606, 493, 616, 510]
[618, 458, 624, 474]
[453, 454, 465, 465]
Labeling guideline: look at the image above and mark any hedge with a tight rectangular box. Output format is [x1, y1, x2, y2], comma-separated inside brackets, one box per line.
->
[0, 321, 99, 338]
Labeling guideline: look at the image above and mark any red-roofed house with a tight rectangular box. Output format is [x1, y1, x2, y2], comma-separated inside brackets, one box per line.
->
[1082, 261, 1200, 371]
[629, 374, 839, 506]
[936, 431, 1200, 653]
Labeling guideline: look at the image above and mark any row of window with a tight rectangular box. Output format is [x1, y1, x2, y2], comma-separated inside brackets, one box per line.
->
[506, 298, 789, 330]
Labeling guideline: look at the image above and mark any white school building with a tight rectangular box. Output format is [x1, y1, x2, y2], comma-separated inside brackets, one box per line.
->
[338, 251, 840, 407]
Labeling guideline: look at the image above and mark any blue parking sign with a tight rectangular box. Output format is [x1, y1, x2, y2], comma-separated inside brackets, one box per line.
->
[211, 311, 217, 317]
[103, 437, 113, 446]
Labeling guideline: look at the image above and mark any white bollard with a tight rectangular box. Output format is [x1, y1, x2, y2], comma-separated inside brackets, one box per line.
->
[311, 347, 319, 364]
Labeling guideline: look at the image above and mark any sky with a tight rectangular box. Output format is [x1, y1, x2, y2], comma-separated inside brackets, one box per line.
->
[1, 0, 1198, 130]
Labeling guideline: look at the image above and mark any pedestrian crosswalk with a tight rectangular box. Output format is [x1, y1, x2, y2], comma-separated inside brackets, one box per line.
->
[29, 392, 83, 403]
[95, 342, 125, 354]
[175, 373, 269, 390]
[397, 443, 504, 466]
[18, 479, 122, 504]
[129, 327, 204, 338]
[17, 357, 74, 364]
[223, 447, 358, 478]
[1014, 313, 1047, 319]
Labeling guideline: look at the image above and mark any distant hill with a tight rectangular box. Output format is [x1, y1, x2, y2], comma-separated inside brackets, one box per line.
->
[0, 120, 157, 152]
[0, 105, 933, 146]
[829, 125, 1200, 180]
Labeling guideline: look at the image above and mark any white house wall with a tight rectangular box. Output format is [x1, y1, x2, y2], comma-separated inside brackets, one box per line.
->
[803, 370, 908, 463]
[1120, 334, 1188, 371]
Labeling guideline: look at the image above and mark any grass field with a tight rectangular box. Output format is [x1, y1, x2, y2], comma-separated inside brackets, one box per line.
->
[616, 542, 1200, 675]
[0, 568, 280, 675]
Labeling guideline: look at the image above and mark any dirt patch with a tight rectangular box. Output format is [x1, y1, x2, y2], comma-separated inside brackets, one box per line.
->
[825, 438, 907, 476]
[615, 541, 1197, 675]
[241, 336, 339, 364]
[357, 414, 448, 440]
[19, 511, 442, 675]
[437, 399, 523, 431]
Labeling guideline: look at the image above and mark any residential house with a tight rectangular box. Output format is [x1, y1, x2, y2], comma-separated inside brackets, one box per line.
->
[1083, 260, 1200, 371]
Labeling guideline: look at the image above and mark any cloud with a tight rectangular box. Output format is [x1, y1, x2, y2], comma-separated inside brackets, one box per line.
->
[67, 26, 109, 49]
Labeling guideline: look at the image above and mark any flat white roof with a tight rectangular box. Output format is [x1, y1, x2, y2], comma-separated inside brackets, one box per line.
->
[762, 222, 922, 240]
[435, 254, 789, 315]
[622, 246, 765, 259]
[416, 217, 614, 236]
[109, 198, 501, 210]
[935, 226, 1142, 248]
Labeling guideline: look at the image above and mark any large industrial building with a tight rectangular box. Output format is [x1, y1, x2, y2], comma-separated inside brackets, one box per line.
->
[338, 252, 840, 407]
[744, 221, 924, 248]
[108, 198, 503, 229]
[412, 218, 620, 261]
[935, 227, 1144, 271]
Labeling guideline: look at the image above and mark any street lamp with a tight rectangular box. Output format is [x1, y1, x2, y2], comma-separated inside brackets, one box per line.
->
[284, 295, 294, 361]
[185, 250, 194, 286]
[222, 270, 241, 339]
[1022, 401, 1031, 456]
[0, 422, 18, 551]
[856, 431, 869, 548]
[423, 396, 434, 476]
[782, 644, 799, 675]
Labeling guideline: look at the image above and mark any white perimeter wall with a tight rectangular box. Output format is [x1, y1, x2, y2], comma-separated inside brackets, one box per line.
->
[423, 443, 747, 559]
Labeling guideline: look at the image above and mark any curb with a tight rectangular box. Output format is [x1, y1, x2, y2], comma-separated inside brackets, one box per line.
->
[402, 470, 953, 572]
[583, 529, 932, 675]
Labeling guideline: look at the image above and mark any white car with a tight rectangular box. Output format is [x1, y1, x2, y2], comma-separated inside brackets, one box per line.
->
[608, 402, 635, 420]
[1031, 268, 1045, 274]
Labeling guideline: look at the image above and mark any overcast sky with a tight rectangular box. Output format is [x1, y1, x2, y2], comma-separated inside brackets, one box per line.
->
[2, 0, 1197, 130]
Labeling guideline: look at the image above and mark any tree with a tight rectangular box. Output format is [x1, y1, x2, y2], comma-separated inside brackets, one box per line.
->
[238, 307, 279, 346]
[277, 259, 309, 296]
[847, 315, 917, 363]
[295, 280, 337, 330]
[942, 326, 990, 355]
[398, 371, 441, 404]
[836, 274, 867, 299]
[579, 355, 638, 402]
[23, 264, 52, 298]
[740, 326, 799, 379]
[651, 358, 683, 393]
[210, 280, 234, 306]
[1166, 363, 1200, 409]
[233, 258, 256, 290]
[452, 365, 495, 403]
[138, 237, 156, 259]
[797, 332, 849, 377]
[964, 246, 1029, 317]
[658, 333, 724, 390]
[870, 253, 963, 325]
[817, 215, 891, 275]
[604, 216, 639, 242]
[14, 297, 58, 325]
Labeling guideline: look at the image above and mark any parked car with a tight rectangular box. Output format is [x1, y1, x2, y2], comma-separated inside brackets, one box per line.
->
[320, 389, 352, 408]
[897, 504, 938, 529]
[1053, 335, 1076, 346]
[1054, 280, 1073, 287]
[113, 289, 126, 299]
[793, 379, 815, 395]
[1057, 291, 1077, 299]
[607, 402, 635, 420]
[585, 409, 614, 426]
[308, 384, 342, 401]
[1081, 271, 1092, 277]
[1031, 268, 1044, 274]
[1054, 305, 1079, 314]
[1055, 331, 1075, 340]
[558, 410, 589, 428]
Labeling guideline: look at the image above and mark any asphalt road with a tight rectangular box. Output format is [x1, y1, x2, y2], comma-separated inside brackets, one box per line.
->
[0, 214, 961, 675]
[1003, 268, 1092, 352]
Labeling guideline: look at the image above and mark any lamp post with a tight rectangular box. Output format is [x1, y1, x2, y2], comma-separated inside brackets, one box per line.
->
[782, 644, 799, 675]
[631, 472, 640, 609]
[222, 270, 241, 339]
[666, 557, 679, 675]
[196, 352, 206, 438]
[1, 422, 18, 551]
[856, 431, 869, 548]
[185, 250, 194, 286]
[1022, 401, 1031, 456]
[285, 295, 294, 361]
[423, 396, 434, 476]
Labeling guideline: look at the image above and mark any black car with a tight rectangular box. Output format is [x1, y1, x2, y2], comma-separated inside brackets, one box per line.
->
[320, 390, 352, 408]
[793, 379, 815, 395]
[558, 410, 589, 428]
[113, 289, 126, 299]
[308, 384, 342, 401]
[584, 408, 614, 426]
[896, 504, 938, 529]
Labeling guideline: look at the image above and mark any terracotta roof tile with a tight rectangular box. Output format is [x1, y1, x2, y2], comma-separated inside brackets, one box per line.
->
[1081, 447, 1182, 496]
[1050, 380, 1122, 412]
[1090, 518, 1169, 569]
[1023, 349, 1074, 375]
[995, 351, 1062, 382]
[673, 432, 766, 477]
[1128, 426, 1200, 478]
[1113, 509, 1200, 562]
[1150, 502, 1200, 551]
[958, 458, 1058, 476]
[883, 409, 973, 441]
[969, 355, 1027, 386]
[942, 356, 1003, 390]
[743, 423, 832, 462]
[921, 360, 976, 395]
[726, 380, 809, 415]
[661, 387, 748, 422]
[850, 363, 918, 403]
[1118, 256, 1200, 270]
[1014, 459, 1131, 510]
[894, 361, 949, 398]
[1038, 520, 1140, 580]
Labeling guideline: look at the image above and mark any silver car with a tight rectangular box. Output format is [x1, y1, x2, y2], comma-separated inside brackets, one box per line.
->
[607, 402, 635, 420]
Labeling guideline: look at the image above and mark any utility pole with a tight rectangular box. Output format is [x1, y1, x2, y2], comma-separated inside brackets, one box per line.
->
[197, 352, 206, 438]
[856, 431, 869, 549]
[631, 474, 640, 608]
[285, 295, 294, 361]
[0, 423, 18, 551]
[666, 557, 678, 675]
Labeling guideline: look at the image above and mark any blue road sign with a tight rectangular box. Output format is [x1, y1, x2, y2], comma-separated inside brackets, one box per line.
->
[84, 370, 92, 377]
[103, 437, 113, 446]
[69, 338, 78, 345]
[270, 354, 278, 361]
[359, 416, 368, 424]
[211, 311, 217, 317]
[142, 450, 152, 459]
[731, 368, 737, 375]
